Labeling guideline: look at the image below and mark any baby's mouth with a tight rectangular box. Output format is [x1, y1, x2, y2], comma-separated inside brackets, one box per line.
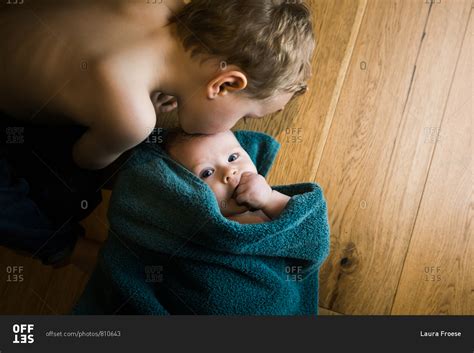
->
[229, 176, 241, 199]
[230, 186, 237, 199]
[224, 197, 249, 215]
[230, 181, 241, 200]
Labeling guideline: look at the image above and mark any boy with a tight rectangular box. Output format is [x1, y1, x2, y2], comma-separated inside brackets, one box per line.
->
[163, 129, 291, 224]
[0, 0, 315, 268]
[0, 0, 314, 170]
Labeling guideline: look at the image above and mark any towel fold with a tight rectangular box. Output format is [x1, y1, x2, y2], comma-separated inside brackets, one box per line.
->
[73, 130, 330, 315]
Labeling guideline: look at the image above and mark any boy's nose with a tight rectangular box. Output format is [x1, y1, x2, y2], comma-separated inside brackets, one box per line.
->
[223, 168, 239, 185]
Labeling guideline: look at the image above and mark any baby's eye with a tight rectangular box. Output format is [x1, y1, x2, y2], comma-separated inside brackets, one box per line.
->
[228, 153, 239, 162]
[200, 168, 214, 179]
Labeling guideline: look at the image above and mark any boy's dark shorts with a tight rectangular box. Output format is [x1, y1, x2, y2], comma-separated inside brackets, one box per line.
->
[0, 113, 104, 265]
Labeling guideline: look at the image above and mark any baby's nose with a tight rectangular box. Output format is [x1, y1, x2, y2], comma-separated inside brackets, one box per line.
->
[223, 168, 238, 184]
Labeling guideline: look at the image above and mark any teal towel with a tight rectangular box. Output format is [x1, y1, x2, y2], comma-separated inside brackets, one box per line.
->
[73, 130, 330, 315]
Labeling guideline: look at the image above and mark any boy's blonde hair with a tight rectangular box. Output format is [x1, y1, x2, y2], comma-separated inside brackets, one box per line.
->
[174, 0, 315, 100]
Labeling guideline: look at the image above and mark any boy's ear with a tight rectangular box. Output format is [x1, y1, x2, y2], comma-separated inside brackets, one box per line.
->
[207, 71, 247, 99]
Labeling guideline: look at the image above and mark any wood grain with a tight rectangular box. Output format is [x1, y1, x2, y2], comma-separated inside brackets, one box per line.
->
[391, 11, 473, 315]
[317, 0, 471, 314]
[319, 307, 343, 315]
[256, 0, 363, 186]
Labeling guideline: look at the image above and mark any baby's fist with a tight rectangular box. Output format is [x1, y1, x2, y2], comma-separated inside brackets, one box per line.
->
[233, 172, 272, 210]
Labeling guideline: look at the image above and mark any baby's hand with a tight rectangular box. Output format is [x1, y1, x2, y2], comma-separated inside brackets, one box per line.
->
[233, 172, 273, 210]
[151, 91, 178, 114]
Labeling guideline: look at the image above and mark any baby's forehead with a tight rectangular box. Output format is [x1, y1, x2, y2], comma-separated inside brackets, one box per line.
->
[169, 131, 244, 164]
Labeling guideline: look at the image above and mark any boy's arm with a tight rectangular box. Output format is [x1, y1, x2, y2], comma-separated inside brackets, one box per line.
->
[72, 73, 156, 170]
[72, 120, 154, 170]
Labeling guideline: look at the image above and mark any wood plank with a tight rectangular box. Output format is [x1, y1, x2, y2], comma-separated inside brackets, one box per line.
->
[0, 249, 52, 314]
[391, 12, 473, 315]
[79, 189, 112, 243]
[40, 266, 90, 314]
[319, 307, 343, 315]
[307, 0, 368, 182]
[317, 0, 470, 314]
[256, 0, 363, 186]
[261, 0, 363, 186]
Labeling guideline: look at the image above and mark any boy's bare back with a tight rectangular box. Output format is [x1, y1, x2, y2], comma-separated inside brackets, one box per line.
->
[0, 0, 315, 170]
[0, 0, 185, 168]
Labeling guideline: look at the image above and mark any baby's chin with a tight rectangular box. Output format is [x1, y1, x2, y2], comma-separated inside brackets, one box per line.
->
[219, 198, 249, 217]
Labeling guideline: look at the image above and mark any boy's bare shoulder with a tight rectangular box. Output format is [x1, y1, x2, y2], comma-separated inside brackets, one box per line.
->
[57, 54, 154, 131]
[86, 59, 157, 136]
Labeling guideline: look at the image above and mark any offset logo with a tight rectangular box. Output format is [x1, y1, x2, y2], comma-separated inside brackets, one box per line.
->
[12, 324, 34, 344]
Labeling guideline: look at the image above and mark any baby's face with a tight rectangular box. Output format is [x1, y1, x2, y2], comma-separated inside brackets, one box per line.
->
[168, 131, 258, 216]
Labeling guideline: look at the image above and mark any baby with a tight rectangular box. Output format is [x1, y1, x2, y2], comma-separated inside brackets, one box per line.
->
[163, 129, 291, 224]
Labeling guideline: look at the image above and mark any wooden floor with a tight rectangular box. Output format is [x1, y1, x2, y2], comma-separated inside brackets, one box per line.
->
[0, 0, 472, 315]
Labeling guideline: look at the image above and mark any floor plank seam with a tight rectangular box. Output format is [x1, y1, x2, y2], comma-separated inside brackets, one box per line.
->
[378, 2, 432, 202]
[319, 306, 345, 315]
[311, 0, 368, 181]
[389, 2, 472, 315]
[388, 2, 435, 316]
